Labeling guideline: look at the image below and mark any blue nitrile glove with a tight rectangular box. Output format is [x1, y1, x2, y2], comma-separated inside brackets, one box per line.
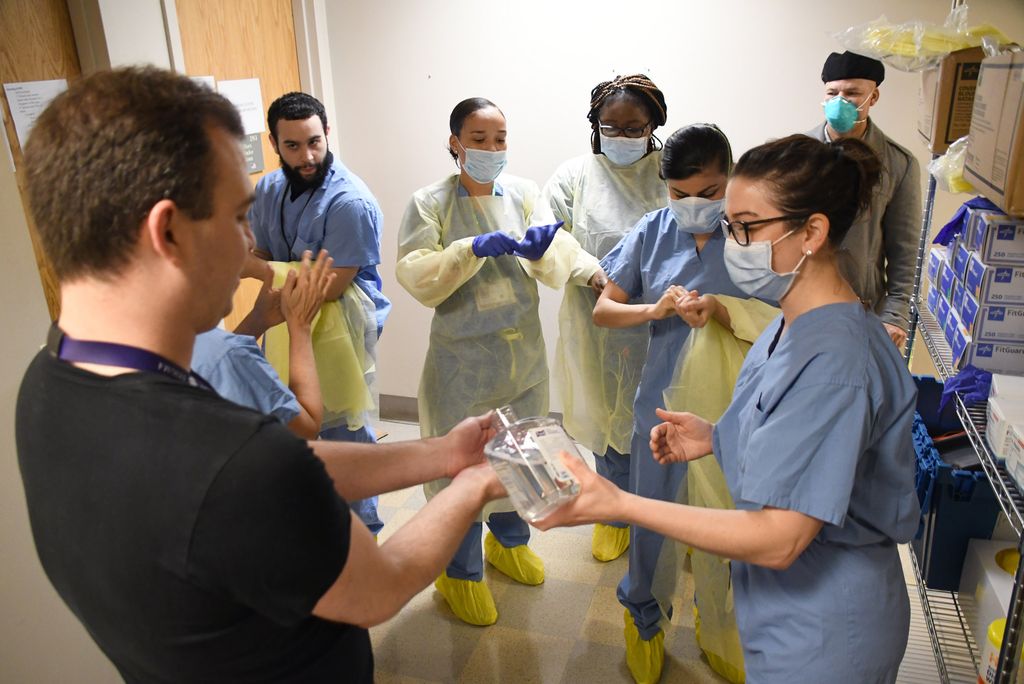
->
[939, 364, 993, 412]
[514, 221, 564, 261]
[472, 231, 520, 258]
[933, 196, 1000, 246]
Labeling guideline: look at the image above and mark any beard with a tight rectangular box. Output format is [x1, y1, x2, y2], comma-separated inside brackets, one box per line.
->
[281, 150, 333, 198]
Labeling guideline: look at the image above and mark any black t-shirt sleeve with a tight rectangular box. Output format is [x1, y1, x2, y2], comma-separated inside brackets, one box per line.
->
[188, 421, 350, 626]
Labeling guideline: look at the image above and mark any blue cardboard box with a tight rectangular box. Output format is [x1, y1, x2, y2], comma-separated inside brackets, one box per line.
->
[928, 245, 948, 284]
[962, 290, 981, 331]
[972, 305, 1024, 343]
[954, 241, 972, 280]
[971, 214, 1024, 264]
[966, 259, 1024, 306]
[965, 342, 1024, 375]
[938, 293, 952, 328]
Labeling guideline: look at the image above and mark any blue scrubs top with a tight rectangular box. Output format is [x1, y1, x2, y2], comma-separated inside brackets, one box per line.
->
[192, 328, 300, 424]
[249, 158, 391, 334]
[602, 208, 748, 473]
[714, 302, 919, 682]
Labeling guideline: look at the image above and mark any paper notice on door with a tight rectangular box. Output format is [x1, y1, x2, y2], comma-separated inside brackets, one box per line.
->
[217, 78, 264, 135]
[3, 79, 68, 149]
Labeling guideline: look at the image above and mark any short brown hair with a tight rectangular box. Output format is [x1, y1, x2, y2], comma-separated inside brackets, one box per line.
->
[24, 66, 244, 281]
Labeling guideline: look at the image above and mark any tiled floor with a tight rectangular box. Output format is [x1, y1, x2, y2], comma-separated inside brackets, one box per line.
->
[371, 420, 944, 684]
[372, 420, 727, 684]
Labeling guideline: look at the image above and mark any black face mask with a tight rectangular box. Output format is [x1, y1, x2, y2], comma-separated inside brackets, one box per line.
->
[281, 150, 333, 200]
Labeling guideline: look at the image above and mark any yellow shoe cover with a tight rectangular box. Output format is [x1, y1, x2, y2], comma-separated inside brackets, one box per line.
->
[433, 573, 497, 626]
[624, 609, 665, 684]
[484, 532, 545, 585]
[592, 523, 630, 561]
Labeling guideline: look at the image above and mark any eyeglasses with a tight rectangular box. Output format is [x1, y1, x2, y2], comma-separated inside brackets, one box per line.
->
[598, 122, 651, 139]
[720, 215, 809, 246]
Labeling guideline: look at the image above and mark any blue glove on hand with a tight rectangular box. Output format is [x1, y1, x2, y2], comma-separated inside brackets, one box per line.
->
[514, 221, 564, 261]
[472, 231, 520, 258]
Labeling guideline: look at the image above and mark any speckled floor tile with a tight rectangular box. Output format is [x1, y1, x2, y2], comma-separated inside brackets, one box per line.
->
[458, 626, 574, 684]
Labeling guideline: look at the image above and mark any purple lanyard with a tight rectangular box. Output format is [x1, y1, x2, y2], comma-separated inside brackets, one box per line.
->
[47, 325, 214, 392]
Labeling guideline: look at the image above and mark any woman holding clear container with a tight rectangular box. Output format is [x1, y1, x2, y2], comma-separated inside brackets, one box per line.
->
[396, 97, 585, 627]
[542, 73, 669, 563]
[537, 134, 919, 684]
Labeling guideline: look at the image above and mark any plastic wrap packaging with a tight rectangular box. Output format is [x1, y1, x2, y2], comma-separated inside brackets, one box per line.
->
[929, 136, 976, 194]
[833, 5, 1010, 72]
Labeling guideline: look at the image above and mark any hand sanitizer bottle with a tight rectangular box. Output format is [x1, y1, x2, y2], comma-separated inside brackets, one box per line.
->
[484, 405, 581, 522]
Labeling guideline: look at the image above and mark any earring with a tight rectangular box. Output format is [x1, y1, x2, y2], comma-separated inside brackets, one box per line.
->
[805, 250, 813, 256]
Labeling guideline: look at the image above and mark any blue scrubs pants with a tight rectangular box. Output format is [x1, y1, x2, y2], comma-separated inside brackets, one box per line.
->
[594, 446, 630, 529]
[321, 422, 384, 536]
[447, 511, 530, 581]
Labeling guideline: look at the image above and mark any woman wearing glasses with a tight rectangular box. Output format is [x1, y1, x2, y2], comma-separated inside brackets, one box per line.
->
[539, 135, 919, 684]
[591, 123, 754, 683]
[542, 74, 668, 563]
[396, 97, 580, 628]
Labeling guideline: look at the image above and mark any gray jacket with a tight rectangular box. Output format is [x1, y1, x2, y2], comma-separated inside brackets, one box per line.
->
[805, 120, 921, 330]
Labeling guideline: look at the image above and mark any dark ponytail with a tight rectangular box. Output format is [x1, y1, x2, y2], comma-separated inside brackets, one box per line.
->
[732, 134, 881, 246]
[660, 124, 732, 181]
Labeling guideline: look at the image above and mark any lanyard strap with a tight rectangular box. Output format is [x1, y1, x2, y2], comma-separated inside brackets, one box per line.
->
[279, 184, 316, 260]
[47, 325, 214, 392]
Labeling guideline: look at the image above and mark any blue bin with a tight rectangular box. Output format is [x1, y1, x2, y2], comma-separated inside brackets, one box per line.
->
[911, 410, 1001, 590]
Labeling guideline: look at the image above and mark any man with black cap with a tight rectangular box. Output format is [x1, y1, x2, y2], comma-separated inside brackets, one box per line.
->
[807, 50, 921, 349]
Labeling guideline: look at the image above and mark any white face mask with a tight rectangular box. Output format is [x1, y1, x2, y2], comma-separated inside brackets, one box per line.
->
[599, 133, 648, 166]
[669, 197, 724, 234]
[458, 141, 507, 184]
[723, 229, 808, 301]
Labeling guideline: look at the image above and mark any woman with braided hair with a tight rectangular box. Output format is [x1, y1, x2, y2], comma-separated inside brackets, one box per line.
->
[542, 73, 668, 564]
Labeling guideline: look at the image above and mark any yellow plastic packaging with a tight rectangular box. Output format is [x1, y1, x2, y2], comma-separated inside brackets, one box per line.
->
[833, 6, 1010, 72]
[652, 296, 780, 684]
[928, 136, 976, 194]
[264, 261, 377, 431]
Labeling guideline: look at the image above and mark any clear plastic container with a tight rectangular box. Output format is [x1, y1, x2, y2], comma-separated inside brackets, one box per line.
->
[484, 406, 581, 522]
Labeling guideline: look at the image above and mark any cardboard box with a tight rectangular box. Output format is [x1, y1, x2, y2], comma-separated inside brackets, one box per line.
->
[962, 289, 981, 330]
[986, 395, 1024, 458]
[953, 240, 972, 278]
[968, 208, 999, 250]
[950, 320, 972, 368]
[928, 284, 941, 316]
[964, 52, 1024, 216]
[952, 278, 967, 313]
[972, 213, 1024, 264]
[974, 305, 1024, 344]
[991, 373, 1024, 401]
[965, 259, 1024, 305]
[928, 245, 948, 284]
[920, 47, 986, 153]
[966, 341, 1024, 376]
[940, 258, 956, 299]
[938, 291, 952, 328]
[945, 305, 963, 348]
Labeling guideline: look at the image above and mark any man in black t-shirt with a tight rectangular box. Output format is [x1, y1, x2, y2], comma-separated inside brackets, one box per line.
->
[15, 67, 505, 683]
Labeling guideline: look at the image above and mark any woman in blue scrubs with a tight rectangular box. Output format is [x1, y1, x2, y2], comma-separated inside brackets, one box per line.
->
[537, 134, 919, 684]
[593, 124, 751, 682]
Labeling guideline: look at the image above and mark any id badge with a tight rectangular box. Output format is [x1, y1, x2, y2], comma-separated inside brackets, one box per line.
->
[475, 278, 516, 311]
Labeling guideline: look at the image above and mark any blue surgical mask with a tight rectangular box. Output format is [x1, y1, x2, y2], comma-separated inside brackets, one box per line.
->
[822, 93, 871, 134]
[459, 141, 507, 183]
[669, 197, 724, 234]
[723, 229, 808, 301]
[599, 133, 648, 166]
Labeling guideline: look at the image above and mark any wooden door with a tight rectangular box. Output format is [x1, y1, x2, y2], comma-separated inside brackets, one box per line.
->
[0, 0, 82, 320]
[175, 0, 304, 331]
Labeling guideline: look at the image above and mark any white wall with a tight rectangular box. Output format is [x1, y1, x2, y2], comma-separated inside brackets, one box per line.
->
[0, 144, 118, 679]
[325, 0, 1024, 410]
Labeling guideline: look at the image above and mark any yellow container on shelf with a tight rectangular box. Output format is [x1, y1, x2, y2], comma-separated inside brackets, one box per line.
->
[978, 616, 1024, 684]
